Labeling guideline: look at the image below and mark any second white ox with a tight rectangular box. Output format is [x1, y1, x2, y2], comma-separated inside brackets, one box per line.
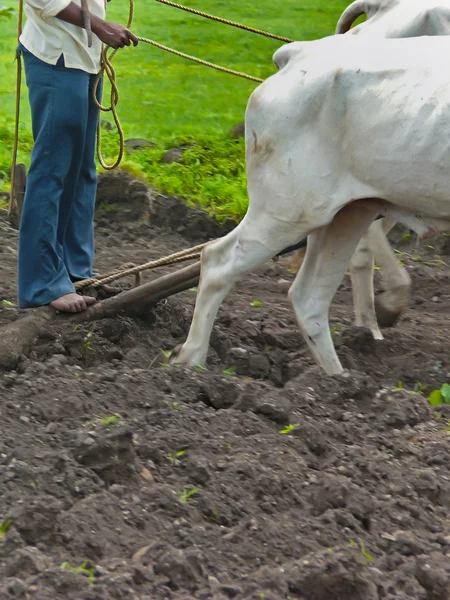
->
[326, 0, 450, 338]
[172, 34, 450, 375]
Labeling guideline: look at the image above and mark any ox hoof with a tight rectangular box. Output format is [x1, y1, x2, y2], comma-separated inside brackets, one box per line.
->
[168, 343, 184, 365]
[374, 295, 403, 328]
[168, 344, 207, 370]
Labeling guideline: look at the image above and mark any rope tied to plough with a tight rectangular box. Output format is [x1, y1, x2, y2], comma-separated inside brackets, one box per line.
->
[74, 242, 208, 290]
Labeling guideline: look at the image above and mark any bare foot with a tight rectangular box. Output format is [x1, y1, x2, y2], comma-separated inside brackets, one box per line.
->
[50, 293, 96, 313]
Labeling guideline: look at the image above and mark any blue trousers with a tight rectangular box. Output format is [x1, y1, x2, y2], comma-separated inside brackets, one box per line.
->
[18, 47, 100, 308]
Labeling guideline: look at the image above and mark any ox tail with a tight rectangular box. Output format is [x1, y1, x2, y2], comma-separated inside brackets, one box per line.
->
[276, 237, 307, 257]
[275, 215, 385, 257]
[336, 0, 367, 34]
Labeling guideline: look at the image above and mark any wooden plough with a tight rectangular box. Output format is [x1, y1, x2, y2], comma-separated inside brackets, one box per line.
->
[2, 168, 203, 370]
[2, 164, 306, 372]
[0, 261, 201, 370]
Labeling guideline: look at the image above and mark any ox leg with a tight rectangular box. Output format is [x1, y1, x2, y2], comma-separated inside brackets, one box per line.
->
[349, 227, 382, 340]
[288, 202, 378, 375]
[172, 217, 301, 367]
[371, 218, 412, 327]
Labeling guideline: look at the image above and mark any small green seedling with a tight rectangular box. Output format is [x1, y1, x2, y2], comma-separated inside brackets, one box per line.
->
[391, 381, 421, 396]
[81, 330, 95, 354]
[223, 366, 236, 376]
[359, 540, 374, 562]
[168, 449, 187, 464]
[0, 520, 12, 539]
[349, 539, 373, 563]
[99, 201, 114, 214]
[189, 287, 198, 293]
[193, 364, 206, 373]
[172, 401, 183, 410]
[101, 414, 121, 427]
[159, 349, 173, 369]
[280, 424, 299, 435]
[178, 487, 199, 504]
[1, 299, 16, 308]
[61, 561, 95, 584]
[391, 381, 404, 392]
[428, 383, 450, 406]
[250, 300, 262, 308]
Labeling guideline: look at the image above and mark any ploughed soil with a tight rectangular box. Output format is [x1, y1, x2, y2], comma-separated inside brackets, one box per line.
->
[0, 171, 450, 600]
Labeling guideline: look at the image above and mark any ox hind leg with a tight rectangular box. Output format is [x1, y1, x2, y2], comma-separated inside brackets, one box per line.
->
[289, 201, 379, 375]
[372, 218, 411, 327]
[349, 218, 411, 336]
[349, 225, 382, 340]
[172, 214, 304, 367]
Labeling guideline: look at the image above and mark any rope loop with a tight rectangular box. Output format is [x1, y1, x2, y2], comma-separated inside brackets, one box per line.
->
[95, 0, 274, 169]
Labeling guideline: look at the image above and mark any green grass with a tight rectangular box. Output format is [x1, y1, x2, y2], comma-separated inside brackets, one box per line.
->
[0, 0, 350, 216]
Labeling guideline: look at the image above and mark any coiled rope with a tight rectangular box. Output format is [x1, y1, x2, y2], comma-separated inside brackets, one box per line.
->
[94, 0, 291, 169]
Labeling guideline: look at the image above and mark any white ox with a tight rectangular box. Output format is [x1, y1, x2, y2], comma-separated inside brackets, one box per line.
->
[172, 34, 450, 375]
[329, 0, 450, 338]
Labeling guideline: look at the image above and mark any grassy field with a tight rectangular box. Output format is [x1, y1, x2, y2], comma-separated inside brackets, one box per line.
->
[0, 0, 351, 217]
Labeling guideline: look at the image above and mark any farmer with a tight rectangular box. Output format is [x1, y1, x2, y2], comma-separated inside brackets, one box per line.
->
[18, 0, 138, 312]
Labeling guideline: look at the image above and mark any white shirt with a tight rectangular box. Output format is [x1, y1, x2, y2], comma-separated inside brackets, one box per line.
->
[20, 0, 106, 74]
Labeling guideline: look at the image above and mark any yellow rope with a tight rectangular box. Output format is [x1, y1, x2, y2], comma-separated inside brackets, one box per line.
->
[154, 0, 294, 43]
[9, 0, 24, 215]
[94, 34, 263, 169]
[92, 0, 134, 170]
[11, 0, 279, 174]
[75, 243, 207, 290]
[138, 36, 264, 83]
[94, 0, 270, 169]
[11, 0, 285, 179]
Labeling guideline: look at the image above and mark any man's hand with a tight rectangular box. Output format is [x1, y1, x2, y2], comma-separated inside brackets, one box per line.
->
[56, 3, 139, 49]
[92, 20, 139, 49]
